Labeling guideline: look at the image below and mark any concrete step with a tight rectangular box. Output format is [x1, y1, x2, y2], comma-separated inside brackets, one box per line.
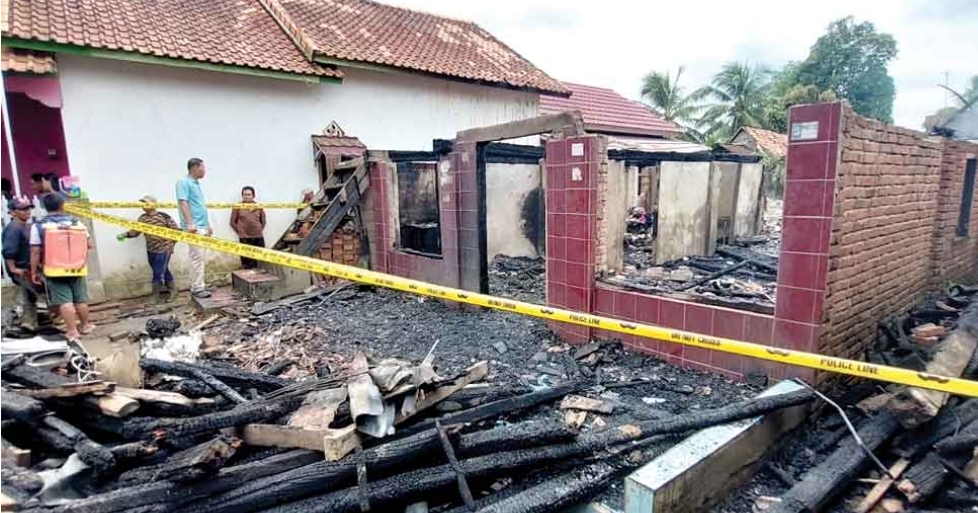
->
[231, 269, 281, 301]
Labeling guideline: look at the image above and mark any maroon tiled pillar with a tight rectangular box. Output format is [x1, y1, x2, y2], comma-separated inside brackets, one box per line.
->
[546, 135, 600, 344]
[453, 141, 484, 292]
[368, 160, 391, 274]
[772, 101, 842, 380]
[437, 155, 461, 288]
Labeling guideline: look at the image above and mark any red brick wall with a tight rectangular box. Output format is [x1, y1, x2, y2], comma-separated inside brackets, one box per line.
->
[933, 140, 978, 285]
[317, 220, 361, 267]
[821, 106, 944, 362]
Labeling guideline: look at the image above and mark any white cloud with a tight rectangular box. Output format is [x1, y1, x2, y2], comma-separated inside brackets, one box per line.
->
[386, 0, 977, 130]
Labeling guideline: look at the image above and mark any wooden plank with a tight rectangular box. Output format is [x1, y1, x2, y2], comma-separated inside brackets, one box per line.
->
[455, 111, 585, 142]
[626, 380, 809, 513]
[322, 425, 361, 461]
[0, 493, 18, 512]
[851, 458, 910, 513]
[0, 439, 30, 468]
[323, 361, 489, 461]
[18, 381, 113, 398]
[296, 173, 362, 256]
[559, 395, 614, 414]
[90, 394, 140, 418]
[114, 387, 215, 408]
[241, 424, 330, 453]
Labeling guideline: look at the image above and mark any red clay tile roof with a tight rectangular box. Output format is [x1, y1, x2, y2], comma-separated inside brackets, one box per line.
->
[2, 0, 340, 78]
[1, 47, 56, 75]
[540, 82, 682, 137]
[268, 0, 566, 95]
[738, 126, 787, 159]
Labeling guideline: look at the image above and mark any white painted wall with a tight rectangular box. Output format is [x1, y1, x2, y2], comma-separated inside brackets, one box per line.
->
[655, 161, 716, 263]
[486, 163, 541, 259]
[57, 56, 539, 297]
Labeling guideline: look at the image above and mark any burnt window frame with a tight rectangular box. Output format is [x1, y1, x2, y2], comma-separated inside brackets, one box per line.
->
[395, 161, 443, 258]
[957, 157, 976, 238]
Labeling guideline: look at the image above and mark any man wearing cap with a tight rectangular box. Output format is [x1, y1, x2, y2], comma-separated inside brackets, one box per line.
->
[2, 197, 39, 328]
[117, 195, 180, 303]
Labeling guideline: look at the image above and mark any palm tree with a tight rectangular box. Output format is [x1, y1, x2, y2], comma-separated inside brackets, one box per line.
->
[640, 66, 701, 126]
[695, 62, 770, 140]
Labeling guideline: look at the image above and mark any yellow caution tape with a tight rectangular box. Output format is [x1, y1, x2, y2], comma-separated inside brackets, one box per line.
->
[84, 201, 307, 210]
[66, 204, 978, 398]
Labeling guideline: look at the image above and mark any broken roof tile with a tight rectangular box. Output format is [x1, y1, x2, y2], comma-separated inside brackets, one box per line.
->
[1, 47, 56, 75]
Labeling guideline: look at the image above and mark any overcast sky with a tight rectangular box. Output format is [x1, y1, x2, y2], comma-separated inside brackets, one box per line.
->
[388, 0, 977, 130]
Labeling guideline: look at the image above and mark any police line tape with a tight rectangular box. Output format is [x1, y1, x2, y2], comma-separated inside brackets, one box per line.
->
[85, 201, 308, 210]
[65, 204, 978, 398]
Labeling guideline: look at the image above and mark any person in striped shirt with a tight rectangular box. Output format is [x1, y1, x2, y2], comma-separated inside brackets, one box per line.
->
[117, 195, 180, 302]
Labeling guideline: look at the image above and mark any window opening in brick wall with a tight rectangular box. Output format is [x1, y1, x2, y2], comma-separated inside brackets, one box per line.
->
[958, 158, 977, 237]
[396, 161, 442, 256]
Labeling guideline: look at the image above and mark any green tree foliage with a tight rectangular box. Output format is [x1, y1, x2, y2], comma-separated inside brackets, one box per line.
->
[695, 62, 770, 141]
[640, 66, 701, 126]
[763, 64, 837, 132]
[795, 17, 898, 122]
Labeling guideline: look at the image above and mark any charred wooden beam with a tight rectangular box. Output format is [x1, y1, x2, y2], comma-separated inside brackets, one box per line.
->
[897, 452, 948, 503]
[186, 427, 447, 513]
[0, 389, 46, 424]
[78, 396, 303, 440]
[114, 436, 237, 487]
[475, 459, 627, 513]
[395, 383, 581, 438]
[42, 416, 116, 478]
[936, 420, 978, 455]
[454, 422, 575, 458]
[140, 359, 290, 393]
[768, 410, 901, 513]
[50, 449, 321, 513]
[261, 360, 294, 377]
[252, 389, 816, 513]
[435, 421, 475, 511]
[893, 398, 978, 458]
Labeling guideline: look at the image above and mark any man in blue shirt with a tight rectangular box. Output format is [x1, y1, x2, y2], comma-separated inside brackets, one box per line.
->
[3, 197, 39, 328]
[176, 158, 212, 298]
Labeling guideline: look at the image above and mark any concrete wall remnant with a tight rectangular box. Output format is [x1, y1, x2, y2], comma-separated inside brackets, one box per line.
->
[655, 161, 716, 263]
[486, 162, 542, 258]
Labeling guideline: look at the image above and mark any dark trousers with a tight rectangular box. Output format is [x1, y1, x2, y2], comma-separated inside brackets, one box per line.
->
[147, 252, 174, 285]
[239, 237, 265, 269]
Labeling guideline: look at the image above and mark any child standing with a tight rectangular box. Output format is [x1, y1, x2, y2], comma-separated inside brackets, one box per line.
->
[117, 195, 180, 302]
[230, 186, 266, 269]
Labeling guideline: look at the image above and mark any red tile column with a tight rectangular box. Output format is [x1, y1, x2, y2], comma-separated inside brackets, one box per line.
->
[773, 101, 842, 381]
[546, 136, 601, 344]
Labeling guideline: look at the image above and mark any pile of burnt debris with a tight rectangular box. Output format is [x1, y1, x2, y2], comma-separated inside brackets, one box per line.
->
[725, 285, 978, 513]
[611, 244, 779, 312]
[488, 255, 546, 303]
[0, 323, 815, 513]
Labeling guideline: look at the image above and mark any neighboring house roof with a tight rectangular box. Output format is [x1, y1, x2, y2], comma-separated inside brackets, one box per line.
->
[2, 0, 341, 79]
[731, 126, 787, 159]
[540, 82, 681, 137]
[267, 0, 566, 95]
[1, 47, 56, 75]
[606, 136, 709, 154]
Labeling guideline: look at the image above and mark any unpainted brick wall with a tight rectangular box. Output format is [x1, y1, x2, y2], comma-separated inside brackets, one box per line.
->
[822, 106, 943, 361]
[933, 139, 978, 285]
[317, 220, 361, 266]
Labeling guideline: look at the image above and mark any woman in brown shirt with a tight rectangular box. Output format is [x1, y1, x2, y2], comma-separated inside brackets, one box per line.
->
[230, 186, 266, 269]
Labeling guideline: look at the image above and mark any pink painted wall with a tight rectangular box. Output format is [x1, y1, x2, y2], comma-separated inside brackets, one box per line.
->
[1, 92, 71, 195]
